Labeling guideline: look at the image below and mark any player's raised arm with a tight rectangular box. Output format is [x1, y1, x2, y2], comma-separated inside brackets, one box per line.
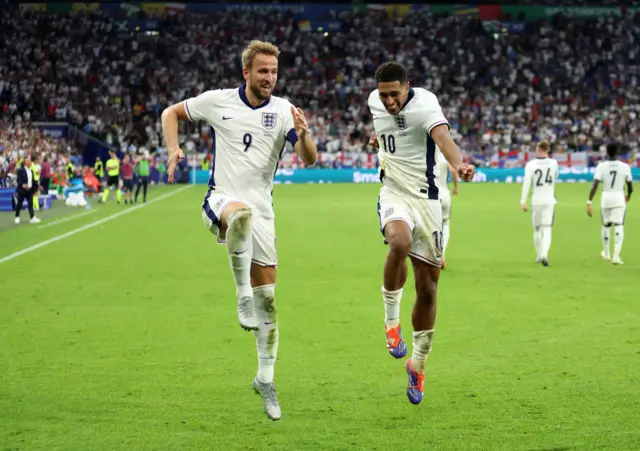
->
[430, 125, 474, 182]
[161, 102, 189, 183]
[520, 162, 532, 212]
[162, 90, 220, 182]
[289, 106, 317, 166]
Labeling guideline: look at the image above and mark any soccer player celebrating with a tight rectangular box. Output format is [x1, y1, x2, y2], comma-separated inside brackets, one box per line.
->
[520, 140, 559, 266]
[367, 62, 474, 405]
[435, 150, 458, 269]
[161, 40, 317, 420]
[587, 142, 633, 264]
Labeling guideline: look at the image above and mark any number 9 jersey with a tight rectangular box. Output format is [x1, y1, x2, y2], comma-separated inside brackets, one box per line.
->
[368, 87, 449, 200]
[185, 85, 299, 219]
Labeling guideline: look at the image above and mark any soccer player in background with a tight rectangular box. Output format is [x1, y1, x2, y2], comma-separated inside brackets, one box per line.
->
[435, 150, 458, 269]
[587, 142, 633, 264]
[520, 140, 558, 266]
[367, 62, 474, 405]
[161, 40, 317, 420]
[100, 150, 122, 204]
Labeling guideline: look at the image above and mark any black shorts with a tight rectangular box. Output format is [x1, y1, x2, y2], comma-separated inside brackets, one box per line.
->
[138, 175, 149, 185]
[123, 179, 134, 191]
[107, 175, 119, 187]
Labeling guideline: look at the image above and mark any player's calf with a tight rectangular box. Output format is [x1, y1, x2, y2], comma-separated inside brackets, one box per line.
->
[405, 259, 438, 403]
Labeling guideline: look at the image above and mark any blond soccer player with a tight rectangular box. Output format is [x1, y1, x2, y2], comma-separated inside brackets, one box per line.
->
[161, 40, 317, 420]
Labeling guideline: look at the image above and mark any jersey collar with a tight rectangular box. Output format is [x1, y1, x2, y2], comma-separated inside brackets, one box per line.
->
[239, 84, 271, 110]
[399, 88, 415, 113]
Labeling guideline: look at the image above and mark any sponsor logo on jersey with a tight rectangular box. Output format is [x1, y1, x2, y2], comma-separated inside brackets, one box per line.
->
[262, 112, 277, 130]
[394, 115, 407, 130]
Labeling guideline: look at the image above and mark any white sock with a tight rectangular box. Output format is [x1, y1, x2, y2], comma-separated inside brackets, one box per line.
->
[411, 329, 434, 373]
[253, 284, 278, 384]
[533, 228, 542, 259]
[382, 287, 402, 328]
[614, 225, 624, 258]
[541, 226, 552, 258]
[601, 226, 611, 256]
[225, 207, 253, 299]
[442, 221, 450, 259]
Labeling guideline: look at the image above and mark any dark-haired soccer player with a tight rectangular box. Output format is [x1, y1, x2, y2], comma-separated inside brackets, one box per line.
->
[587, 142, 633, 265]
[367, 61, 474, 405]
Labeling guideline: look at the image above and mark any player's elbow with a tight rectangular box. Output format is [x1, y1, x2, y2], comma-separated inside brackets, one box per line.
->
[161, 103, 188, 123]
[303, 152, 317, 166]
[295, 142, 317, 166]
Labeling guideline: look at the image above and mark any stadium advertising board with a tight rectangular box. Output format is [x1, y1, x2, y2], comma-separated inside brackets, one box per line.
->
[193, 168, 640, 185]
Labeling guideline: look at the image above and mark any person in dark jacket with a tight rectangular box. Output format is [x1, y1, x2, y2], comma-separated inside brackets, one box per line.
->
[14, 153, 41, 225]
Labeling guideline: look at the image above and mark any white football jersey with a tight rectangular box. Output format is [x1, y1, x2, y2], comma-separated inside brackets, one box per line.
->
[521, 157, 559, 206]
[435, 150, 451, 200]
[368, 87, 449, 199]
[185, 86, 298, 217]
[594, 160, 632, 207]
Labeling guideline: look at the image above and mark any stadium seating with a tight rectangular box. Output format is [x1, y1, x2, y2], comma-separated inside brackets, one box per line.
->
[1, 5, 639, 170]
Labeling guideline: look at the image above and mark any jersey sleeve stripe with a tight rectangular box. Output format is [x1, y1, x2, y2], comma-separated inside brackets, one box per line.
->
[184, 99, 193, 121]
[428, 120, 449, 134]
[286, 128, 299, 146]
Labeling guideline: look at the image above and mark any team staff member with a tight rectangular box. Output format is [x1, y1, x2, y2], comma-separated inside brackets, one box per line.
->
[121, 154, 135, 204]
[134, 153, 151, 203]
[13, 154, 41, 224]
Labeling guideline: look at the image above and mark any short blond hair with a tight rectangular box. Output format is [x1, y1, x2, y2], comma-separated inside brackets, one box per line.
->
[537, 140, 550, 152]
[241, 40, 280, 69]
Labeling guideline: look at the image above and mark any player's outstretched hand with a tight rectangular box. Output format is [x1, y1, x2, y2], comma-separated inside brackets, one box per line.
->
[587, 204, 593, 217]
[521, 202, 528, 212]
[625, 196, 630, 203]
[291, 106, 309, 137]
[167, 147, 185, 184]
[452, 186, 459, 196]
[457, 163, 475, 182]
[369, 132, 379, 149]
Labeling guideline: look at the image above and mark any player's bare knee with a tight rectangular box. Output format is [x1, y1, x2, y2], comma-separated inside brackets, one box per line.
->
[385, 229, 412, 256]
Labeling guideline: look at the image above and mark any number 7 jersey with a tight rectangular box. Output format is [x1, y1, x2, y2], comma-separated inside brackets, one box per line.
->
[185, 85, 299, 217]
[368, 88, 450, 200]
[521, 157, 559, 206]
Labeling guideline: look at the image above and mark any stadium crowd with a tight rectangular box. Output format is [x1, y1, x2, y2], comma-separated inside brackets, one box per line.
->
[1, 6, 640, 173]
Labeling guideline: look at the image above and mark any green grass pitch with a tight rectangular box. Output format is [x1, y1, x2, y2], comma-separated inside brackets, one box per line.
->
[1, 183, 639, 450]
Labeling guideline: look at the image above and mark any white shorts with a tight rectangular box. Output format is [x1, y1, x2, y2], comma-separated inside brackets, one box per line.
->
[201, 188, 277, 267]
[532, 204, 555, 227]
[441, 195, 451, 223]
[377, 187, 443, 267]
[601, 206, 626, 226]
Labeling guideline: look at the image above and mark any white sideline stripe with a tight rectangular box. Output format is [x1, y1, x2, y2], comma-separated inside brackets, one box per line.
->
[0, 185, 192, 265]
[38, 209, 96, 229]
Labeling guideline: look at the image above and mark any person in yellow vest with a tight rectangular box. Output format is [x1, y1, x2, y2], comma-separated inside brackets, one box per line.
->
[66, 160, 75, 180]
[100, 150, 122, 203]
[201, 157, 210, 171]
[32, 154, 41, 211]
[94, 158, 104, 184]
